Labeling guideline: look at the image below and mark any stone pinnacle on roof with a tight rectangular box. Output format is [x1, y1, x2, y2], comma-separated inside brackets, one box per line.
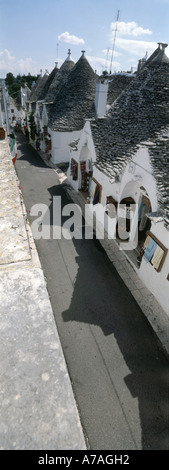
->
[65, 49, 74, 62]
[138, 42, 169, 72]
[157, 42, 168, 50]
[150, 42, 169, 65]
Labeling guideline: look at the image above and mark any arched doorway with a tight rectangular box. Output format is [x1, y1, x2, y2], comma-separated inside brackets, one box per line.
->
[117, 188, 152, 267]
[138, 192, 152, 244]
[116, 196, 136, 241]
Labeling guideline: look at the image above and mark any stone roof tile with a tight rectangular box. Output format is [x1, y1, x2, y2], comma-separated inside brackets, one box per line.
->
[29, 73, 49, 103]
[45, 53, 75, 104]
[48, 52, 98, 131]
[38, 65, 59, 101]
[91, 45, 169, 227]
[107, 73, 135, 105]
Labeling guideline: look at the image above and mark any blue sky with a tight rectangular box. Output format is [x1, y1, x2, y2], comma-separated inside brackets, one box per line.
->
[0, 0, 169, 77]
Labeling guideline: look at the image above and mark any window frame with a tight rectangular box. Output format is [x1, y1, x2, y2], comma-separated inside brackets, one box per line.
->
[145, 231, 168, 272]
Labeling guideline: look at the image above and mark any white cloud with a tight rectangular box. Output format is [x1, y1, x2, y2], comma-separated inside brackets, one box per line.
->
[0, 49, 39, 77]
[86, 55, 121, 74]
[110, 21, 152, 37]
[166, 48, 169, 58]
[116, 38, 157, 57]
[103, 48, 121, 58]
[107, 20, 155, 70]
[58, 31, 85, 46]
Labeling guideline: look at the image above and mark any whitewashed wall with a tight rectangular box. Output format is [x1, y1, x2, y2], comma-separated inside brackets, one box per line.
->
[8, 104, 24, 123]
[49, 128, 81, 163]
[139, 221, 169, 316]
[67, 120, 97, 189]
[119, 145, 158, 210]
[67, 128, 169, 317]
[92, 144, 169, 317]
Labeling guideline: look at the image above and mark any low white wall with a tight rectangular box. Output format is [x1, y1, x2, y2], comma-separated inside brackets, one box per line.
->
[139, 221, 169, 316]
[67, 134, 169, 316]
[50, 129, 81, 164]
[67, 121, 97, 189]
[92, 150, 169, 317]
[119, 145, 158, 211]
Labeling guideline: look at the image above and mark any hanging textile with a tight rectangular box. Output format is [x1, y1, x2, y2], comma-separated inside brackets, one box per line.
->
[71, 159, 78, 180]
[139, 204, 149, 231]
[80, 162, 88, 191]
[70, 159, 73, 174]
[9, 134, 16, 152]
[144, 235, 150, 248]
[80, 162, 86, 173]
[93, 185, 100, 205]
[9, 131, 17, 164]
[151, 245, 164, 270]
[73, 162, 78, 180]
[90, 179, 97, 200]
[143, 237, 157, 263]
[138, 200, 144, 222]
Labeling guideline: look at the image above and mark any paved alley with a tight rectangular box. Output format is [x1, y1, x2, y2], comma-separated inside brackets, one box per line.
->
[15, 133, 169, 450]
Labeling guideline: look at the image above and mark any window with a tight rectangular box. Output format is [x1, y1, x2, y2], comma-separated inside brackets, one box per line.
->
[143, 231, 168, 272]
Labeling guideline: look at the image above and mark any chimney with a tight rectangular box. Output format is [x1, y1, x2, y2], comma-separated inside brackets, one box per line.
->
[95, 80, 109, 118]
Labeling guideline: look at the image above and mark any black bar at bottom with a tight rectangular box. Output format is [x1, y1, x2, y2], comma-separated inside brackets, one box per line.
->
[0, 450, 167, 466]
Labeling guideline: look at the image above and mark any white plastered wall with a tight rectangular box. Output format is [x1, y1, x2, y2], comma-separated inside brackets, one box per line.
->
[49, 128, 81, 164]
[67, 120, 97, 190]
[93, 145, 169, 316]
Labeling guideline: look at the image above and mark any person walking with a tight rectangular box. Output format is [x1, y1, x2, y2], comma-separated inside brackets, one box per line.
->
[25, 127, 29, 144]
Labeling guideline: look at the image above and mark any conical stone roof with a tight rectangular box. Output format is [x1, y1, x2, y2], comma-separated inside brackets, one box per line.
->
[45, 51, 75, 104]
[91, 45, 169, 226]
[48, 52, 98, 131]
[107, 73, 135, 105]
[38, 64, 59, 101]
[29, 72, 49, 103]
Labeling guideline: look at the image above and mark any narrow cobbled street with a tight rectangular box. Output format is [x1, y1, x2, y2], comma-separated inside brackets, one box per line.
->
[15, 133, 169, 450]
